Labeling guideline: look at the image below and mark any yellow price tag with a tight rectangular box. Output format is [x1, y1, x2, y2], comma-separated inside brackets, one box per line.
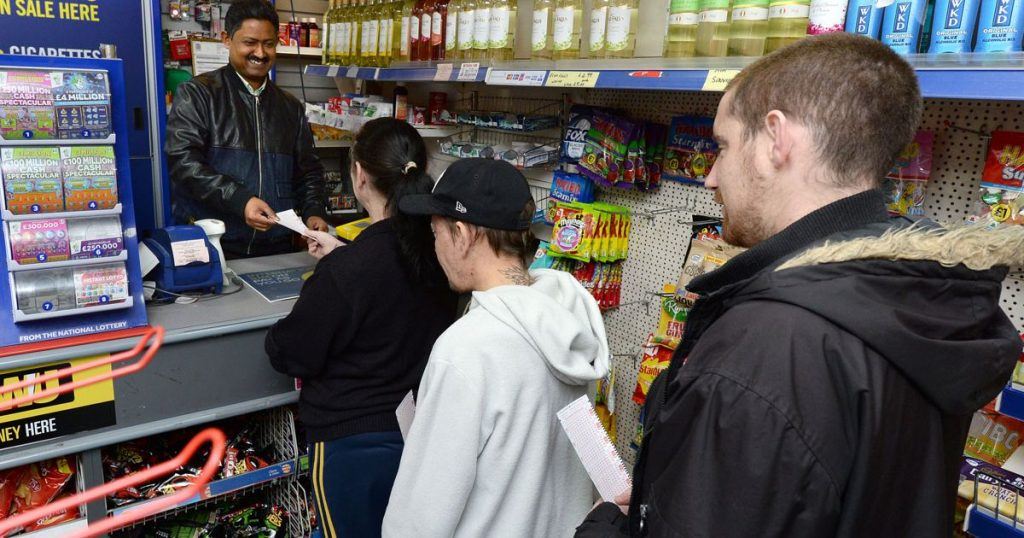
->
[701, 69, 741, 92]
[545, 71, 600, 88]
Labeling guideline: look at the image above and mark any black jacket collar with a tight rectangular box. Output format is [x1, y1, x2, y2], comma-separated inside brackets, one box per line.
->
[688, 189, 889, 296]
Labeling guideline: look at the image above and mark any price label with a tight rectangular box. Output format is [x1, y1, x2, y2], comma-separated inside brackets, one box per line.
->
[487, 70, 548, 86]
[457, 62, 481, 81]
[435, 63, 454, 81]
[701, 69, 741, 91]
[326, 66, 340, 77]
[346, 66, 360, 79]
[544, 71, 600, 88]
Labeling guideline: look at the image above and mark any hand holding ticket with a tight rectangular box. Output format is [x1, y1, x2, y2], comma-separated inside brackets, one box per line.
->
[558, 395, 633, 503]
[274, 210, 310, 237]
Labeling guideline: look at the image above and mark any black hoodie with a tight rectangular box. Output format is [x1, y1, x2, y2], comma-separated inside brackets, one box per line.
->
[577, 190, 1023, 538]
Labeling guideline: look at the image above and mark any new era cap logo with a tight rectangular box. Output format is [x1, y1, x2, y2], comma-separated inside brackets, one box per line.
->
[455, 201, 467, 213]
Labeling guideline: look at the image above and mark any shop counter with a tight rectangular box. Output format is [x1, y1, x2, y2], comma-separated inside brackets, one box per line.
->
[0, 252, 313, 470]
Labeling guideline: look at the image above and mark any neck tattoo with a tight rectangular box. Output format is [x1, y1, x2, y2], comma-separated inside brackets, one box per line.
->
[502, 266, 533, 286]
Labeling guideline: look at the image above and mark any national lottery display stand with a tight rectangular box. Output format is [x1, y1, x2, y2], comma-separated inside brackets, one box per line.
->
[0, 55, 148, 352]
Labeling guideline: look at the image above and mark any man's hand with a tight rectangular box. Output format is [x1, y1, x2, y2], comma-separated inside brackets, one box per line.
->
[244, 197, 277, 231]
[305, 230, 343, 260]
[306, 216, 330, 233]
[613, 491, 630, 515]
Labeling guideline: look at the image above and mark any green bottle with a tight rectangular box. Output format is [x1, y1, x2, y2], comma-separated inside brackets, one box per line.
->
[666, 0, 699, 57]
[727, 0, 769, 56]
[765, 0, 809, 52]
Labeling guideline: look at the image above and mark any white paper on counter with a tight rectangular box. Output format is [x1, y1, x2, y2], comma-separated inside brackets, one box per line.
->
[557, 395, 632, 503]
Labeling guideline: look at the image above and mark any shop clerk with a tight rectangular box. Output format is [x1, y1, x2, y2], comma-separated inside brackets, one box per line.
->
[165, 0, 329, 259]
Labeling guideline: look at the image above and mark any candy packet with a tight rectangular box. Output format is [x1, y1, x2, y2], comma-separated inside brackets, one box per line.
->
[656, 284, 686, 347]
[546, 171, 595, 224]
[578, 110, 641, 189]
[884, 131, 935, 217]
[964, 409, 1024, 466]
[969, 131, 1024, 227]
[663, 116, 718, 185]
[549, 202, 595, 261]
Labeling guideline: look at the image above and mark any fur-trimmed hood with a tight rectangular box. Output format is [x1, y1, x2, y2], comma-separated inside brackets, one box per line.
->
[724, 221, 1023, 415]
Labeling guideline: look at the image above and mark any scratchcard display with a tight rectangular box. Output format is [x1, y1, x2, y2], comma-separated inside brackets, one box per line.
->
[0, 71, 55, 140]
[68, 217, 123, 260]
[61, 146, 118, 211]
[73, 264, 129, 307]
[1, 147, 64, 215]
[7, 219, 70, 264]
[50, 71, 112, 140]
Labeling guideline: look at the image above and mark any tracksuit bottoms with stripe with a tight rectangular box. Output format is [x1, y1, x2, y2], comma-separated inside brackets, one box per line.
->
[309, 431, 404, 538]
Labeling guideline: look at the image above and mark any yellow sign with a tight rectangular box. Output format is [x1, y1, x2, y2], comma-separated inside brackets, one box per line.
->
[545, 71, 600, 88]
[701, 69, 741, 92]
[0, 355, 115, 448]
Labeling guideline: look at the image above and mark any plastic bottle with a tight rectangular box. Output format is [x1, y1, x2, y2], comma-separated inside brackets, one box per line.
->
[553, 0, 583, 58]
[881, 0, 927, 53]
[667, 0, 700, 56]
[728, 0, 769, 55]
[765, 0, 810, 52]
[533, 0, 556, 59]
[311, 18, 323, 48]
[433, 0, 451, 59]
[975, 0, 1024, 52]
[605, 0, 638, 57]
[300, 18, 310, 47]
[589, 0, 612, 56]
[474, 0, 493, 59]
[457, 0, 477, 58]
[844, 0, 883, 38]
[489, 0, 516, 60]
[928, 0, 980, 52]
[446, 0, 461, 58]
[696, 0, 730, 56]
[288, 17, 301, 46]
[807, 0, 848, 34]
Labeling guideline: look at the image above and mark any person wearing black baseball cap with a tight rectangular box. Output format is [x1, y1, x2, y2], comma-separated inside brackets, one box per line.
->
[382, 159, 611, 537]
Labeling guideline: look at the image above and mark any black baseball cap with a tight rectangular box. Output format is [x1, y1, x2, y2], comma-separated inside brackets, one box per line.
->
[400, 158, 533, 231]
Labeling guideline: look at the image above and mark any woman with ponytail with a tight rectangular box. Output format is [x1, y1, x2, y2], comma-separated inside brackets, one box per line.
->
[266, 118, 457, 538]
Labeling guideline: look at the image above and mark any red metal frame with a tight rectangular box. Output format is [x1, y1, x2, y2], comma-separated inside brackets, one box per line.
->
[0, 326, 229, 537]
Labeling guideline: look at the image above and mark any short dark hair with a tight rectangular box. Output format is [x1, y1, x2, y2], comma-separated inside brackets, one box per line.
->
[726, 33, 922, 187]
[225, 0, 279, 37]
[444, 201, 539, 263]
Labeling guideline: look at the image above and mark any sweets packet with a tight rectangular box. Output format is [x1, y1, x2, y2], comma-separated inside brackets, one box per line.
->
[884, 130, 935, 217]
[549, 202, 595, 262]
[964, 409, 1024, 466]
[547, 171, 595, 224]
[663, 116, 718, 185]
[970, 131, 1024, 227]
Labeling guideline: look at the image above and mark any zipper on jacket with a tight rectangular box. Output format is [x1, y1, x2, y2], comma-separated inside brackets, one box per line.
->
[247, 93, 264, 256]
[639, 504, 648, 534]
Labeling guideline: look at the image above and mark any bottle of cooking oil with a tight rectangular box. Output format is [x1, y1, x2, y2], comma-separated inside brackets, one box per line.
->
[765, 0, 809, 52]
[446, 0, 461, 59]
[604, 0, 637, 58]
[727, 0, 768, 55]
[552, 0, 582, 59]
[695, 0, 730, 56]
[489, 0, 515, 60]
[473, 0, 491, 59]
[588, 0, 612, 57]
[666, 0, 699, 56]
[532, 0, 555, 59]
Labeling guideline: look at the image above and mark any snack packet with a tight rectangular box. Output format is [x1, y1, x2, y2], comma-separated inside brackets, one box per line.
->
[965, 409, 1024, 466]
[656, 284, 686, 347]
[549, 202, 595, 261]
[663, 116, 718, 185]
[884, 131, 935, 217]
[633, 335, 675, 405]
[547, 171, 595, 224]
[578, 110, 641, 189]
[0, 466, 27, 519]
[23, 493, 79, 532]
[970, 131, 1024, 227]
[10, 457, 74, 516]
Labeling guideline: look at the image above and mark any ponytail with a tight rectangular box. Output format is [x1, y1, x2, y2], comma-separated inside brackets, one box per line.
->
[351, 118, 445, 287]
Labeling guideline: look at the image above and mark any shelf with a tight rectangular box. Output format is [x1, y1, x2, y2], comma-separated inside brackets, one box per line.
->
[2, 204, 123, 222]
[314, 126, 459, 148]
[328, 208, 360, 215]
[19, 518, 89, 538]
[305, 60, 487, 83]
[996, 385, 1024, 422]
[314, 138, 352, 148]
[965, 504, 1024, 538]
[305, 54, 1024, 100]
[12, 296, 133, 323]
[110, 459, 297, 519]
[0, 134, 116, 146]
[277, 45, 323, 58]
[8, 250, 128, 272]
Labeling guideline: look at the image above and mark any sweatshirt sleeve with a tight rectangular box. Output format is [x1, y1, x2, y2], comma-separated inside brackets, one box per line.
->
[382, 356, 486, 538]
[265, 259, 357, 379]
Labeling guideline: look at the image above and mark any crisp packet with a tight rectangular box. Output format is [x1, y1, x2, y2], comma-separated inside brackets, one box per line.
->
[965, 409, 1024, 466]
[633, 335, 674, 405]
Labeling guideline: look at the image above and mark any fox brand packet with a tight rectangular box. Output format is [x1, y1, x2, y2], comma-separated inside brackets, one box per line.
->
[578, 110, 642, 189]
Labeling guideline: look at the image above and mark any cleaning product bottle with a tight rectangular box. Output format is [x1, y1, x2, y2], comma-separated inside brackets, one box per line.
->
[807, 0, 849, 34]
[974, 0, 1023, 52]
[605, 0, 638, 57]
[696, 0, 731, 56]
[533, 0, 556, 58]
[667, 0, 700, 56]
[844, 0, 883, 38]
[589, 0, 613, 56]
[489, 0, 516, 60]
[727, 0, 769, 55]
[765, 0, 809, 51]
[474, 0, 493, 59]
[881, 0, 927, 53]
[553, 0, 583, 58]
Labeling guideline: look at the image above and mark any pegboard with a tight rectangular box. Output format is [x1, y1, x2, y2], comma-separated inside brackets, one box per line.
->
[580, 89, 1024, 467]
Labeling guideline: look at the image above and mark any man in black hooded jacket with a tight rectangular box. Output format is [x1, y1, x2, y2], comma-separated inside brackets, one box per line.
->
[576, 34, 1023, 537]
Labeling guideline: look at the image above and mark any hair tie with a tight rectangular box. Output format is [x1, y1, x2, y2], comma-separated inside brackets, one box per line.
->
[403, 161, 418, 174]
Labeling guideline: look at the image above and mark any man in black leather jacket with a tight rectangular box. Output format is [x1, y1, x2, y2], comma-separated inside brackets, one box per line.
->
[165, 0, 328, 258]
